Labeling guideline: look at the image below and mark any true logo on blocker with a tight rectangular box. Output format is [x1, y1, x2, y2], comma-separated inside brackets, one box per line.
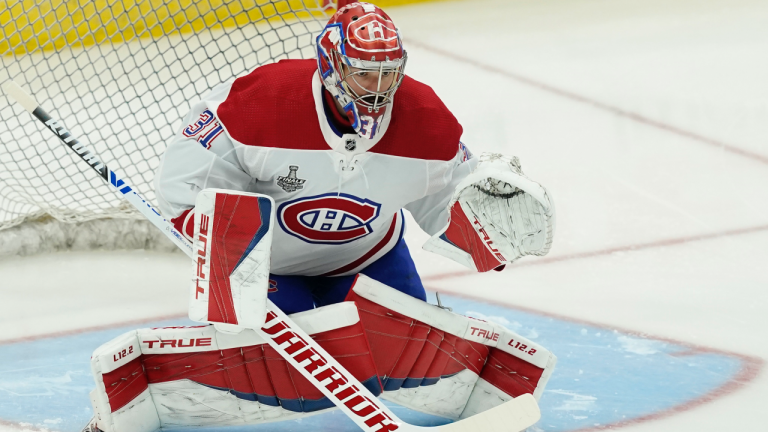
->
[278, 193, 381, 244]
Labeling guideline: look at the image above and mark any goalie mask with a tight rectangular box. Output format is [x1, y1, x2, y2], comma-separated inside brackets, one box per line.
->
[316, 2, 407, 140]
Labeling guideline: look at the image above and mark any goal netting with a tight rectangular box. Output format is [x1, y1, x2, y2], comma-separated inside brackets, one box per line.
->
[0, 0, 333, 256]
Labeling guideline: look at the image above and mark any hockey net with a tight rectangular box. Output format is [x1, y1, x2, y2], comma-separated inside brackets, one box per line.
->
[0, 0, 334, 256]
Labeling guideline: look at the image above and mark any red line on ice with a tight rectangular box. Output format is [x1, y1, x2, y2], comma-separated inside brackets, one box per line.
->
[0, 313, 186, 346]
[422, 223, 768, 283]
[405, 39, 768, 167]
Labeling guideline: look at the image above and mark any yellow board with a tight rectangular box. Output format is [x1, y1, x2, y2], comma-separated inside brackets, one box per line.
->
[366, 0, 441, 7]
[0, 0, 330, 56]
[0, 0, 442, 56]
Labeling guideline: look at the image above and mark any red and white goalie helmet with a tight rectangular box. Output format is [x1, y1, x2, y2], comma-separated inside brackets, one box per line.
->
[316, 2, 407, 139]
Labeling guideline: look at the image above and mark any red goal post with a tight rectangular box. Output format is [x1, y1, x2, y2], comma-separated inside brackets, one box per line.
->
[0, 0, 342, 255]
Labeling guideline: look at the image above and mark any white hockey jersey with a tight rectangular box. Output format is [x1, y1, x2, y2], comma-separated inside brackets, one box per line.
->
[154, 59, 476, 276]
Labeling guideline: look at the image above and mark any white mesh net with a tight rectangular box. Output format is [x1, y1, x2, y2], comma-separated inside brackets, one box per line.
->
[0, 0, 332, 255]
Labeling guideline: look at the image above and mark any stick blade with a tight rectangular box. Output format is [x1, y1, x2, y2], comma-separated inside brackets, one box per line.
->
[2, 81, 38, 113]
[438, 394, 540, 432]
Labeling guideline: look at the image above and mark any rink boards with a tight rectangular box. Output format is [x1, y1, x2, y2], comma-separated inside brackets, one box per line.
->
[0, 292, 750, 432]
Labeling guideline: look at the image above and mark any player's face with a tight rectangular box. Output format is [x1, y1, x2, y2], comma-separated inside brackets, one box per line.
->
[342, 65, 397, 104]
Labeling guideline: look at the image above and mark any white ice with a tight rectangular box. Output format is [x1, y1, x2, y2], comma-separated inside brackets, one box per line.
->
[2, 0, 768, 431]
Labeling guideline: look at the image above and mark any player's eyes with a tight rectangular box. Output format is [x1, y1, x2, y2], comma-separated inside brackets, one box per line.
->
[382, 71, 391, 77]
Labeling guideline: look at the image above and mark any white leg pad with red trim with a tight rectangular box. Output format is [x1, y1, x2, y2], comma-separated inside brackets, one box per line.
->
[89, 330, 161, 432]
[88, 302, 383, 432]
[459, 329, 557, 419]
[346, 275, 557, 421]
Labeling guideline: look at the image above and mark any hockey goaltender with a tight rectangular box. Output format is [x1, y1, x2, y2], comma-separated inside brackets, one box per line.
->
[81, 2, 558, 431]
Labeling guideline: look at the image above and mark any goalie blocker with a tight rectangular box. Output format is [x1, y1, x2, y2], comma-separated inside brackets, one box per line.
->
[88, 276, 555, 431]
[188, 189, 274, 332]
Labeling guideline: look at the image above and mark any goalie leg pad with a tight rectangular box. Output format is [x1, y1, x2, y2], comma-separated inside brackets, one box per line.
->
[89, 302, 381, 432]
[346, 275, 557, 420]
[460, 328, 558, 419]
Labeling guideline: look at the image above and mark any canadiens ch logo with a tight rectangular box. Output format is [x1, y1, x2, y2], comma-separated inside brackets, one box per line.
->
[277, 193, 381, 244]
[276, 165, 306, 193]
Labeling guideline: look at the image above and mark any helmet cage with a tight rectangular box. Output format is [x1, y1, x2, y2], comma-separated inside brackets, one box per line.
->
[329, 49, 407, 114]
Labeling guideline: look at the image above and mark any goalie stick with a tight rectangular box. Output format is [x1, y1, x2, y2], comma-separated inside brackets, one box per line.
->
[2, 81, 541, 432]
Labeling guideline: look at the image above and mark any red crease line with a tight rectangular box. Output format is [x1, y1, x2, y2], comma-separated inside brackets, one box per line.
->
[574, 356, 763, 431]
[423, 284, 764, 432]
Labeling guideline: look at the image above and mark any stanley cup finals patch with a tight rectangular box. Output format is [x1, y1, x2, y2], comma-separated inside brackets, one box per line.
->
[276, 165, 306, 193]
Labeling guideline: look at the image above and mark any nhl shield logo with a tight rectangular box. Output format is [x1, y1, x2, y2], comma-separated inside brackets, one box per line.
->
[345, 139, 357, 151]
[276, 166, 306, 193]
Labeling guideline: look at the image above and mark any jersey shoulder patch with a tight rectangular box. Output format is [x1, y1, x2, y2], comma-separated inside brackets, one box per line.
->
[217, 59, 327, 150]
[371, 75, 463, 162]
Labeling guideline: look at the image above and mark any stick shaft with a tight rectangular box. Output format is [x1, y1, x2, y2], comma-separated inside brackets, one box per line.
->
[10, 90, 194, 258]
